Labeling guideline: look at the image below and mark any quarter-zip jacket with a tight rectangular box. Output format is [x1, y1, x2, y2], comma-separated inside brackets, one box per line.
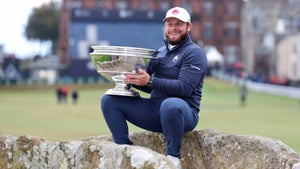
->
[137, 35, 207, 113]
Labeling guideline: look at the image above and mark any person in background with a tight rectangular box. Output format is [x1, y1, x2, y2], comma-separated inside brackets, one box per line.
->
[240, 83, 247, 106]
[56, 86, 63, 104]
[100, 7, 207, 169]
[71, 89, 79, 105]
[60, 85, 68, 103]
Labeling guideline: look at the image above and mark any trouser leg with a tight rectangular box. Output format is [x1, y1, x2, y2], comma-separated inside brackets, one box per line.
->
[160, 98, 198, 158]
[101, 95, 132, 144]
[100, 94, 162, 144]
[101, 95, 198, 158]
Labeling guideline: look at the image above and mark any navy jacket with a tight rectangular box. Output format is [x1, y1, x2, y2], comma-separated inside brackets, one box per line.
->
[137, 35, 207, 113]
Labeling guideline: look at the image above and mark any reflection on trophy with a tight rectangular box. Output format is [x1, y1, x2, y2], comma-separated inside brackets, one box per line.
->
[90, 46, 157, 97]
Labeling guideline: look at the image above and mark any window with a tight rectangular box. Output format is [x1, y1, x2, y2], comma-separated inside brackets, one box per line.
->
[71, 0, 81, 8]
[203, 2, 213, 15]
[140, 0, 148, 10]
[96, 1, 105, 8]
[74, 9, 90, 17]
[291, 62, 297, 79]
[228, 2, 237, 15]
[204, 22, 213, 39]
[224, 22, 239, 38]
[292, 42, 297, 55]
[160, 1, 169, 11]
[117, 1, 127, 10]
[224, 45, 238, 64]
[182, 2, 192, 14]
[227, 28, 237, 38]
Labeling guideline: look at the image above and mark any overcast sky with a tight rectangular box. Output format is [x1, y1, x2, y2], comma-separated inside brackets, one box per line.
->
[0, 0, 61, 59]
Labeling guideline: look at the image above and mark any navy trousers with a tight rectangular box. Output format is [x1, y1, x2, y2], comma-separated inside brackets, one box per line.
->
[100, 94, 199, 158]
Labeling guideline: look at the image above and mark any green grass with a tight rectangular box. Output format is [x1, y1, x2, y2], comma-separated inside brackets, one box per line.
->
[0, 78, 299, 155]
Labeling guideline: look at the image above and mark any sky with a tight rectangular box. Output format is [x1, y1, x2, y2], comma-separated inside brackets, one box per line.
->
[0, 0, 61, 59]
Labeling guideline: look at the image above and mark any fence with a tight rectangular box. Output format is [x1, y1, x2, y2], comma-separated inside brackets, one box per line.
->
[212, 71, 300, 100]
[0, 76, 108, 87]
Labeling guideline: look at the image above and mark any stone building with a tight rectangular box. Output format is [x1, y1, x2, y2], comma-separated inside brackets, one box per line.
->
[241, 0, 300, 83]
[57, 0, 243, 71]
[277, 33, 300, 84]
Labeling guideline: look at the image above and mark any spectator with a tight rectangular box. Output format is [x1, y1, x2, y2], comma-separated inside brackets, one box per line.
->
[240, 83, 247, 106]
[60, 85, 68, 103]
[56, 86, 63, 104]
[71, 90, 79, 104]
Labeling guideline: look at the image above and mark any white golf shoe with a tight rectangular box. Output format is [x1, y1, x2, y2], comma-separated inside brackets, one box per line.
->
[167, 155, 182, 169]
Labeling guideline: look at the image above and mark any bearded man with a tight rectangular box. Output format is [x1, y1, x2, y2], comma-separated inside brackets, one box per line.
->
[101, 7, 208, 169]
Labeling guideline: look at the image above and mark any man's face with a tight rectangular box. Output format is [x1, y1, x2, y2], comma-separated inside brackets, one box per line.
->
[164, 18, 192, 45]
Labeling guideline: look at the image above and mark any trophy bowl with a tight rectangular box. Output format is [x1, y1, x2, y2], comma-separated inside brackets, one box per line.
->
[90, 45, 157, 97]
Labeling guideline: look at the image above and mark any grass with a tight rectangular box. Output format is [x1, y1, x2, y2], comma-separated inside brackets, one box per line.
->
[0, 78, 299, 155]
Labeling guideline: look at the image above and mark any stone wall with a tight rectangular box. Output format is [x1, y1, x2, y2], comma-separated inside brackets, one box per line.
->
[1, 129, 300, 169]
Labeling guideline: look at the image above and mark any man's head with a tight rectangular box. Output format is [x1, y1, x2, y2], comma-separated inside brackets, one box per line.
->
[163, 7, 192, 45]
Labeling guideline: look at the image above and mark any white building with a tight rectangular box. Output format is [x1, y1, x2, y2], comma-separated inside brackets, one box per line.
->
[276, 33, 300, 81]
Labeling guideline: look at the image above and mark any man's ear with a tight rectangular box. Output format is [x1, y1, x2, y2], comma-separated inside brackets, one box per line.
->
[187, 23, 192, 32]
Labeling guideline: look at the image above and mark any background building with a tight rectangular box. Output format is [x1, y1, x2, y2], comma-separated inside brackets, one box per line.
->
[276, 33, 300, 86]
[241, 0, 300, 83]
[57, 0, 243, 78]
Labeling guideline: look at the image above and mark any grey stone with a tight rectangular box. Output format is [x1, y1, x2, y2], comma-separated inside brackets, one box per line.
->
[1, 129, 299, 169]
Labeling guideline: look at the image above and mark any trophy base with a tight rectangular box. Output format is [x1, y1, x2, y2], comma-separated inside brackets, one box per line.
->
[105, 88, 141, 97]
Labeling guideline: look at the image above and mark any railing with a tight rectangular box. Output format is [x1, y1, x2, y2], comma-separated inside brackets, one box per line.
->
[0, 77, 108, 87]
[212, 71, 300, 100]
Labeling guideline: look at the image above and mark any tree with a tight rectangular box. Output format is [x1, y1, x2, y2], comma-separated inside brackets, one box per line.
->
[25, 1, 59, 56]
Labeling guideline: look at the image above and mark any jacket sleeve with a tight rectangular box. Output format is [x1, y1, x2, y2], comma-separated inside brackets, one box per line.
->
[153, 47, 207, 97]
[131, 84, 152, 93]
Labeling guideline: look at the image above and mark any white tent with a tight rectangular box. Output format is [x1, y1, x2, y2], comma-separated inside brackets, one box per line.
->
[204, 46, 224, 66]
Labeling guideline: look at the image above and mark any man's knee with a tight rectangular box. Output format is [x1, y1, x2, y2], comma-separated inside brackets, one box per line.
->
[100, 94, 114, 111]
[161, 98, 184, 111]
[160, 98, 184, 120]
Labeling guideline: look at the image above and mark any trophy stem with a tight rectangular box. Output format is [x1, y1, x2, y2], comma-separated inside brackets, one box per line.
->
[105, 74, 140, 97]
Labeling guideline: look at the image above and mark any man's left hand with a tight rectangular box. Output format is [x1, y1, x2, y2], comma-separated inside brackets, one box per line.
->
[124, 68, 150, 86]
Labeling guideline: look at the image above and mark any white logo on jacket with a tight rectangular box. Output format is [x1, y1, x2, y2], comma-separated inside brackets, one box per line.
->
[172, 55, 179, 62]
[190, 65, 201, 71]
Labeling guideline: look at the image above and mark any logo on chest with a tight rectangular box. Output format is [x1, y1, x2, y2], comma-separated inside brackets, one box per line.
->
[172, 55, 179, 63]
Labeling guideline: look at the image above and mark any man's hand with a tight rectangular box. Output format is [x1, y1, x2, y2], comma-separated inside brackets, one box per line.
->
[124, 68, 150, 86]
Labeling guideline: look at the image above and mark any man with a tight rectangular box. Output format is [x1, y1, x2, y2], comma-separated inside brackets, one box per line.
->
[239, 83, 247, 106]
[101, 7, 207, 169]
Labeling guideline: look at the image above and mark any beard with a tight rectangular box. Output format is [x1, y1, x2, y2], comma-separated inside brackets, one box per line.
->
[165, 30, 188, 45]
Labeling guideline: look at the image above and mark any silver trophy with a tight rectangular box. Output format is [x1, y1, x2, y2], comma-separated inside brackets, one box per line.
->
[90, 45, 157, 97]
